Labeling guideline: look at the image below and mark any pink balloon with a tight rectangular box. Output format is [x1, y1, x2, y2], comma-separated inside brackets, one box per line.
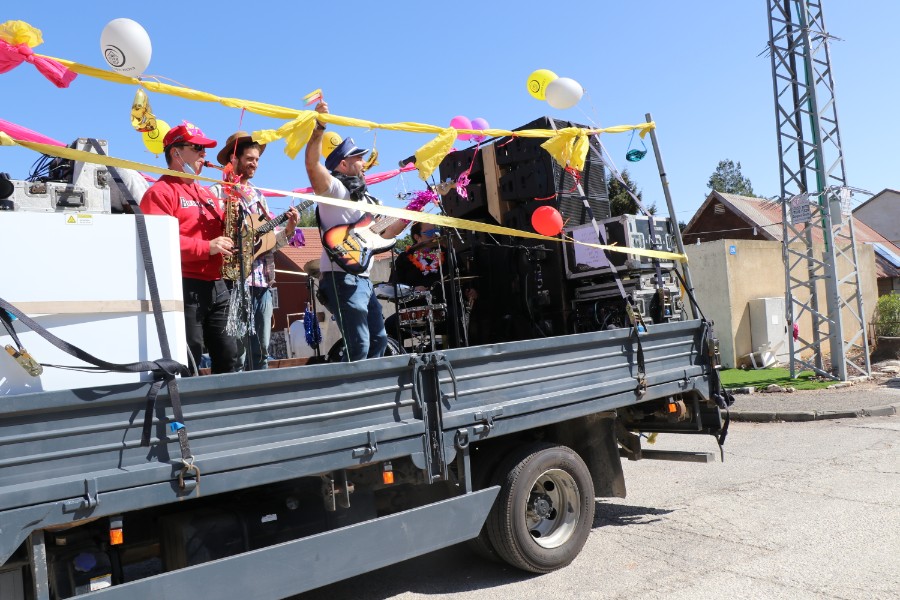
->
[470, 117, 490, 142]
[532, 205, 564, 236]
[450, 115, 473, 141]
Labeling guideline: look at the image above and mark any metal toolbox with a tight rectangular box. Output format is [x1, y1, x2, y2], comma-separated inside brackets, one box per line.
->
[6, 138, 112, 213]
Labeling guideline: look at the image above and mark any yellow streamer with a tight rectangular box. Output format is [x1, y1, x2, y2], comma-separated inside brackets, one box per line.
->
[1, 136, 685, 263]
[414, 128, 458, 180]
[540, 127, 591, 171]
[35, 52, 656, 162]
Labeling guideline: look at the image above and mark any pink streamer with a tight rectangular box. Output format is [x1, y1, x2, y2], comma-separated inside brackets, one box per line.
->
[265, 163, 419, 197]
[0, 40, 76, 88]
[0, 118, 66, 146]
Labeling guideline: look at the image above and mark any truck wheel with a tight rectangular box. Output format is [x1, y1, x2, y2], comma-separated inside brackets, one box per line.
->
[486, 443, 594, 573]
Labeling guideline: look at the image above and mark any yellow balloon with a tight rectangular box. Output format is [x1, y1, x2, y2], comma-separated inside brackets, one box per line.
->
[142, 119, 170, 155]
[321, 131, 342, 158]
[526, 69, 558, 101]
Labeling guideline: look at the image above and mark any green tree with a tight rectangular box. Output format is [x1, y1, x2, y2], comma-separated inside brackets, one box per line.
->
[607, 170, 655, 216]
[297, 207, 318, 228]
[707, 159, 755, 196]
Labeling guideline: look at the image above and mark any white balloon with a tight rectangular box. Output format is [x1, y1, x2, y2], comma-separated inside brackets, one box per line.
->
[100, 18, 152, 76]
[544, 77, 584, 110]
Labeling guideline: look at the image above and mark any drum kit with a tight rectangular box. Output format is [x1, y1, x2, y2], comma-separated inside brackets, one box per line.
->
[374, 275, 477, 352]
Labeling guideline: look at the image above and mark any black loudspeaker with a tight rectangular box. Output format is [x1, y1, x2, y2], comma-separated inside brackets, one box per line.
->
[499, 202, 570, 339]
[494, 117, 610, 226]
[437, 146, 489, 220]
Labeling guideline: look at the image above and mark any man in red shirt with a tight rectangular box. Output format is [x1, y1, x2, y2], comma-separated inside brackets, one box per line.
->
[139, 122, 238, 374]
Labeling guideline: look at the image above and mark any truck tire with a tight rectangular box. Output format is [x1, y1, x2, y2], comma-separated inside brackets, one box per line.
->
[486, 442, 594, 573]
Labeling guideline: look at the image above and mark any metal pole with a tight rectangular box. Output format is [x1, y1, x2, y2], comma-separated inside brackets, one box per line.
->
[644, 113, 696, 317]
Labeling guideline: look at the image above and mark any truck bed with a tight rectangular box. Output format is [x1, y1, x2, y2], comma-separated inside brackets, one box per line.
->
[0, 319, 714, 566]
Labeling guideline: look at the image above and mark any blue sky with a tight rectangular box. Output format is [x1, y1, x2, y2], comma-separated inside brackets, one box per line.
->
[2, 0, 897, 223]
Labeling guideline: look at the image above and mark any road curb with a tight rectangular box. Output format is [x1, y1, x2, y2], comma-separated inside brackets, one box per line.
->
[730, 403, 900, 423]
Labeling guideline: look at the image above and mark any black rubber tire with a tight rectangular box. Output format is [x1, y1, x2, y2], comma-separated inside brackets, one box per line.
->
[326, 336, 404, 363]
[485, 442, 594, 573]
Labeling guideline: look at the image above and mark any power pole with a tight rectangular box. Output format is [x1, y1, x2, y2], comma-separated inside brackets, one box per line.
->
[765, 0, 870, 380]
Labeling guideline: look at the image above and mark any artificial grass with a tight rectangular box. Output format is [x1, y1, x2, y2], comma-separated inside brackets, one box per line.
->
[718, 367, 837, 391]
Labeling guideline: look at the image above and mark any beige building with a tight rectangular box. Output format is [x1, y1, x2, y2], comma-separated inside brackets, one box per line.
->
[685, 239, 877, 368]
[682, 193, 884, 368]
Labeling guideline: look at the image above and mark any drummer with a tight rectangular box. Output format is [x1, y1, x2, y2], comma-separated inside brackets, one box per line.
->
[394, 222, 445, 292]
[385, 223, 475, 347]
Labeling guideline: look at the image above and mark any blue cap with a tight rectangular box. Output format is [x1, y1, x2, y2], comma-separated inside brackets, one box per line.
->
[325, 137, 368, 172]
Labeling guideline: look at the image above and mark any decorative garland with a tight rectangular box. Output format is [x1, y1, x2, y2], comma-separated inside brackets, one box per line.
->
[304, 303, 322, 348]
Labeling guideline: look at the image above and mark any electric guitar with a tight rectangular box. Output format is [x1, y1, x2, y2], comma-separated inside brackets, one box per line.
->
[249, 199, 314, 261]
[321, 193, 436, 275]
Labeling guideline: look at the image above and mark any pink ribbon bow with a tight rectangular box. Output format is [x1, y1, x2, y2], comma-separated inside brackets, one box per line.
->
[0, 39, 76, 88]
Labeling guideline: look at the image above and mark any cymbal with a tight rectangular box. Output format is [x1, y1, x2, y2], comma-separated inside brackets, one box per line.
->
[303, 259, 320, 276]
[442, 275, 479, 283]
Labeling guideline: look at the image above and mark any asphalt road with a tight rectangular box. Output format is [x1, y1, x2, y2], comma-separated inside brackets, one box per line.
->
[292, 416, 899, 600]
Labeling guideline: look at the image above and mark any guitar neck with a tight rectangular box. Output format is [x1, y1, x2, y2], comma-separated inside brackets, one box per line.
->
[255, 200, 314, 235]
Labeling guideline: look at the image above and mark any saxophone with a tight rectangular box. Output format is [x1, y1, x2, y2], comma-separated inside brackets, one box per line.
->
[220, 163, 255, 281]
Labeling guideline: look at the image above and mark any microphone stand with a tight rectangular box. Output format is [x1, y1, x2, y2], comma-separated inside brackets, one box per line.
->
[434, 197, 467, 348]
[389, 248, 404, 347]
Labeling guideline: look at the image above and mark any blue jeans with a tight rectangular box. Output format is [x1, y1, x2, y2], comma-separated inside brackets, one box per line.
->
[319, 272, 387, 362]
[238, 286, 273, 371]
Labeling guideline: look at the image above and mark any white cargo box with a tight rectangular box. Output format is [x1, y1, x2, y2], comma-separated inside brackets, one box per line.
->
[0, 212, 186, 395]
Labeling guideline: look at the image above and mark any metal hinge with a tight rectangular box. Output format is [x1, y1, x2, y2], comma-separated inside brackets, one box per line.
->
[62, 478, 99, 513]
[473, 408, 503, 436]
[351, 430, 378, 459]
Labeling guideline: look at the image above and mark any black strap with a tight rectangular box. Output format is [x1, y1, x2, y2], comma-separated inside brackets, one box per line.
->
[545, 122, 645, 393]
[1, 309, 25, 350]
[87, 138, 192, 455]
[19, 139, 191, 462]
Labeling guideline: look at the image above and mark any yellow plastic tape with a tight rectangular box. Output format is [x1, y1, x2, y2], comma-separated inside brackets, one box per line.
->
[39, 54, 654, 145]
[1, 135, 686, 263]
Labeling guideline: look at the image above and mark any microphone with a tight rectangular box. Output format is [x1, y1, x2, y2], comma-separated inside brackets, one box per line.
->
[398, 155, 416, 168]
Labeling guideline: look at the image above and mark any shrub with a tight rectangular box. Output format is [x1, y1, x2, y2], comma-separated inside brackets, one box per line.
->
[874, 292, 900, 337]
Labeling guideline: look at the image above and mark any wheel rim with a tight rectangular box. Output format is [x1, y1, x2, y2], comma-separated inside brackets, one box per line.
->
[524, 468, 580, 549]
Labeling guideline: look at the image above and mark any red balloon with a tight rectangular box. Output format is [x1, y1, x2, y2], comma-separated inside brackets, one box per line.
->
[532, 205, 564, 236]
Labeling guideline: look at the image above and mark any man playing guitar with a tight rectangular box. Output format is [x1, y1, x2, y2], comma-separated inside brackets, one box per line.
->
[210, 132, 300, 370]
[306, 101, 407, 362]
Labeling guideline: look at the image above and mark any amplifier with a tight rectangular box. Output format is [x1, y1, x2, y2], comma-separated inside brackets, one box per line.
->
[563, 214, 677, 280]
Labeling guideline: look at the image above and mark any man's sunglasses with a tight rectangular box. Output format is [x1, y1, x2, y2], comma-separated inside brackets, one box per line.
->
[177, 143, 206, 152]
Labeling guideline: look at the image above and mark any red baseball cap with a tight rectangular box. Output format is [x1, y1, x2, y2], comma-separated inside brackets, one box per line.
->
[163, 121, 217, 149]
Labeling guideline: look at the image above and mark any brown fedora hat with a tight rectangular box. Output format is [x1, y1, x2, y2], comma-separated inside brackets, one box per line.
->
[216, 131, 266, 166]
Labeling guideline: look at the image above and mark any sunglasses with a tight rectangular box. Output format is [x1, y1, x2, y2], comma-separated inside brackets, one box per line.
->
[177, 143, 206, 152]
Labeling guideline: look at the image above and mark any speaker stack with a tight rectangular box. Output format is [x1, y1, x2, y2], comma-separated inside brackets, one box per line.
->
[436, 117, 613, 343]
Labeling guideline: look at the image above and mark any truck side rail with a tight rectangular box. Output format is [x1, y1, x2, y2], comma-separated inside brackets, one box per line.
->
[432, 320, 712, 464]
[0, 320, 713, 565]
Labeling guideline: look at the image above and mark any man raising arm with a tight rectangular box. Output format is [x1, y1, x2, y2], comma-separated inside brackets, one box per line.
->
[306, 101, 406, 361]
